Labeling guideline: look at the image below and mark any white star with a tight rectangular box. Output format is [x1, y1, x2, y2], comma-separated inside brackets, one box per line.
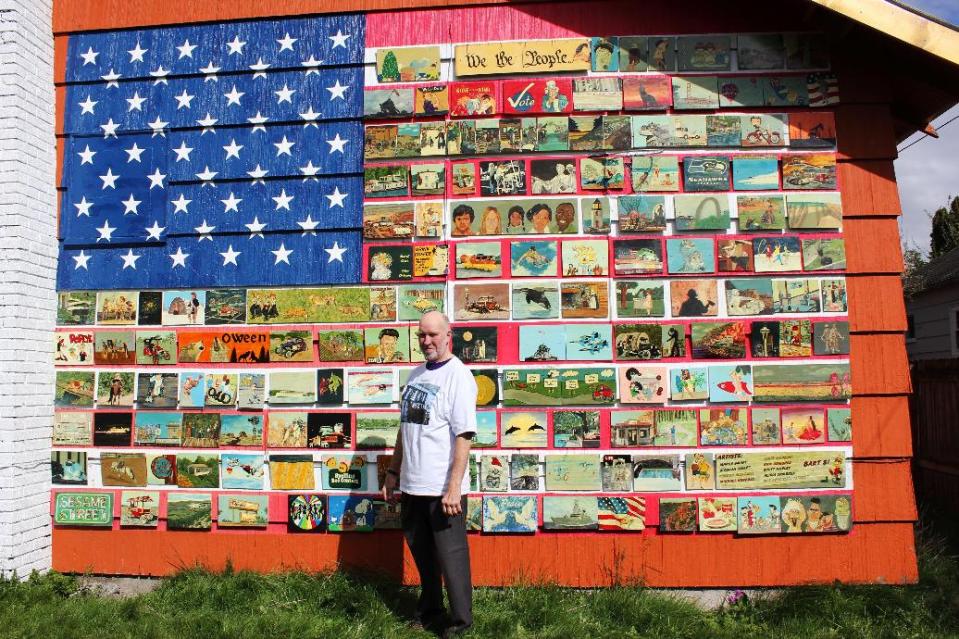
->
[176, 39, 197, 59]
[174, 90, 195, 109]
[149, 66, 169, 85]
[80, 47, 99, 66]
[227, 35, 246, 55]
[126, 91, 146, 111]
[200, 61, 220, 81]
[194, 219, 215, 241]
[95, 220, 116, 242]
[73, 196, 93, 217]
[297, 215, 319, 234]
[329, 30, 351, 49]
[275, 83, 295, 104]
[121, 193, 142, 214]
[148, 115, 169, 137]
[220, 244, 241, 266]
[247, 111, 269, 133]
[197, 113, 218, 134]
[72, 250, 91, 270]
[125, 142, 145, 163]
[245, 216, 266, 238]
[77, 145, 96, 165]
[171, 193, 192, 213]
[127, 42, 148, 63]
[99, 167, 119, 189]
[78, 95, 97, 115]
[221, 192, 242, 213]
[301, 55, 323, 75]
[300, 160, 320, 179]
[101, 69, 121, 87]
[272, 243, 293, 264]
[326, 133, 348, 153]
[247, 164, 269, 184]
[196, 166, 217, 184]
[147, 168, 166, 189]
[277, 33, 298, 52]
[100, 118, 120, 138]
[325, 241, 347, 263]
[223, 138, 243, 159]
[326, 186, 348, 208]
[326, 80, 349, 100]
[169, 247, 189, 268]
[273, 135, 294, 156]
[299, 105, 321, 127]
[145, 221, 165, 240]
[272, 189, 294, 210]
[173, 141, 194, 162]
[249, 57, 271, 79]
[224, 84, 244, 106]
[120, 248, 141, 270]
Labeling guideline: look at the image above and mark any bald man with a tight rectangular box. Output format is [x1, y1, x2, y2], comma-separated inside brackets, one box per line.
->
[383, 311, 476, 636]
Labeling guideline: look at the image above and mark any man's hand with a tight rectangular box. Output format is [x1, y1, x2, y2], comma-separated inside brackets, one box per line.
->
[382, 471, 399, 503]
[441, 487, 462, 516]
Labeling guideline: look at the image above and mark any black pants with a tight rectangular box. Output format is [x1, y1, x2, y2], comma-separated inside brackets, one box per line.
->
[401, 493, 473, 628]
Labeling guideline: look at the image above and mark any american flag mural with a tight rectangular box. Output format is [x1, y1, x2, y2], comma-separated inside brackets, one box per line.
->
[57, 15, 366, 289]
[597, 496, 646, 530]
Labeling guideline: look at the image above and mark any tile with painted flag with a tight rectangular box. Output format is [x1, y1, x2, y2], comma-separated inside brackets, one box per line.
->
[58, 14, 366, 290]
[597, 496, 647, 530]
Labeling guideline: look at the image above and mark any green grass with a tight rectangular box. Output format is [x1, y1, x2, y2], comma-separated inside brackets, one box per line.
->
[2, 524, 958, 639]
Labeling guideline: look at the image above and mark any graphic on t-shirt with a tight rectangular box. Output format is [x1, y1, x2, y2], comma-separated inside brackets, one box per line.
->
[401, 382, 440, 425]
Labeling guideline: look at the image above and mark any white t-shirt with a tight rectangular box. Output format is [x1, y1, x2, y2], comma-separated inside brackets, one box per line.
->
[399, 356, 477, 496]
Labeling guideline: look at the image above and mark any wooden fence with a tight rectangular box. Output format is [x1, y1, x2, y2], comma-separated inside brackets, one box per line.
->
[911, 359, 959, 514]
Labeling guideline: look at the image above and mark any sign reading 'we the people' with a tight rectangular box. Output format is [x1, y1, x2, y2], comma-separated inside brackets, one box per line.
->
[454, 39, 591, 76]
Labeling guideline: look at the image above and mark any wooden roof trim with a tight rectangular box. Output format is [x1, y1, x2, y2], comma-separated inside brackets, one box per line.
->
[811, 0, 959, 66]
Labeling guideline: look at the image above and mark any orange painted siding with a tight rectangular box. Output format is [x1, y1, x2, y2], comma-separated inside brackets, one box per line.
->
[844, 218, 904, 274]
[52, 523, 918, 586]
[847, 276, 908, 333]
[850, 333, 912, 395]
[838, 161, 903, 217]
[836, 105, 898, 161]
[852, 461, 918, 522]
[852, 396, 913, 458]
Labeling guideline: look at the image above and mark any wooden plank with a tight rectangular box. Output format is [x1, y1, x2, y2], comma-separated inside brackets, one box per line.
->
[838, 161, 902, 217]
[852, 460, 918, 522]
[852, 396, 913, 458]
[52, 522, 918, 585]
[847, 276, 908, 333]
[836, 104, 898, 161]
[844, 218, 904, 273]
[851, 333, 912, 395]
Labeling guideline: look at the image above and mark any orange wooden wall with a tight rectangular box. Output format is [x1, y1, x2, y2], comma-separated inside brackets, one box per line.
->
[50, 0, 919, 586]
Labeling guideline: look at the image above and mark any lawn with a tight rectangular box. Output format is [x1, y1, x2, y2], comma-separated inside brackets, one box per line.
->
[1, 524, 957, 639]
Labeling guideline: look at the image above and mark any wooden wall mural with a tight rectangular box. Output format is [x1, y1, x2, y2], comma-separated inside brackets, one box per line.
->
[50, 0, 917, 586]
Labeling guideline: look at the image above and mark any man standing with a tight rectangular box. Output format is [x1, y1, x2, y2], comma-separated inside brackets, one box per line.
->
[382, 311, 475, 636]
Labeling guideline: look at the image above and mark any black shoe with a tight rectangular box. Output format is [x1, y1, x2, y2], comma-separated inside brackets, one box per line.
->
[410, 611, 445, 632]
[442, 623, 472, 638]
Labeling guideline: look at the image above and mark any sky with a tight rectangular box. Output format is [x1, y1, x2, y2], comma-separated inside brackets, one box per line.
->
[892, 1, 959, 254]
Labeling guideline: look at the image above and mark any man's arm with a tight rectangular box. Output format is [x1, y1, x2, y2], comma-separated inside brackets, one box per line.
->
[441, 433, 473, 516]
[382, 430, 403, 502]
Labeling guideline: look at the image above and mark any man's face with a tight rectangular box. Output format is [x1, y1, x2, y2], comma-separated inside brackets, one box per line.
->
[379, 335, 397, 355]
[454, 213, 472, 234]
[417, 316, 451, 362]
